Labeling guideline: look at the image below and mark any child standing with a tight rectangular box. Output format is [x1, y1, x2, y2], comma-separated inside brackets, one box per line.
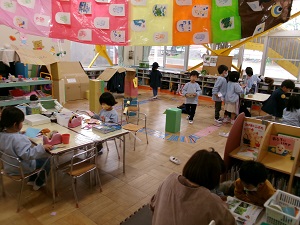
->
[245, 67, 261, 94]
[149, 62, 162, 99]
[235, 160, 276, 206]
[0, 106, 52, 191]
[282, 95, 300, 127]
[182, 70, 202, 124]
[92, 92, 118, 123]
[262, 79, 295, 118]
[212, 65, 228, 124]
[224, 71, 243, 125]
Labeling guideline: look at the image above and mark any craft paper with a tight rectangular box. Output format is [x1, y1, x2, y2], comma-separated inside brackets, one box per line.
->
[78, 29, 92, 41]
[34, 14, 51, 27]
[247, 1, 263, 12]
[55, 12, 71, 25]
[175, 0, 192, 6]
[94, 17, 110, 29]
[1, 0, 17, 13]
[110, 30, 125, 42]
[192, 5, 209, 18]
[79, 2, 92, 14]
[17, 0, 36, 9]
[193, 32, 209, 44]
[152, 4, 167, 17]
[253, 23, 265, 36]
[25, 127, 41, 138]
[131, 0, 146, 6]
[153, 32, 168, 43]
[215, 0, 232, 7]
[177, 20, 192, 32]
[13, 16, 28, 29]
[109, 4, 125, 16]
[131, 19, 146, 32]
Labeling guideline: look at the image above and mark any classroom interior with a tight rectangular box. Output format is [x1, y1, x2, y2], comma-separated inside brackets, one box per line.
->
[1, 2, 300, 224]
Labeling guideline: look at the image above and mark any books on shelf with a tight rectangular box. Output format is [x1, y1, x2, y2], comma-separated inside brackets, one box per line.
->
[92, 123, 122, 134]
[268, 134, 296, 156]
[227, 196, 263, 225]
[236, 121, 266, 160]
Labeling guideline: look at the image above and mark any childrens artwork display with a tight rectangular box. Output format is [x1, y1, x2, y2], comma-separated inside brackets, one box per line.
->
[79, 2, 92, 14]
[268, 135, 295, 156]
[227, 196, 263, 225]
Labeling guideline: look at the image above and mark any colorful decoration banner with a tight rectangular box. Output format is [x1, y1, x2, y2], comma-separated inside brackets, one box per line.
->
[0, 0, 294, 45]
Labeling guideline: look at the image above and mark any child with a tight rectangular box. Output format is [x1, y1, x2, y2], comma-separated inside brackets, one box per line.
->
[182, 70, 202, 124]
[235, 160, 276, 206]
[149, 62, 162, 99]
[224, 71, 243, 125]
[212, 65, 228, 124]
[92, 92, 118, 154]
[262, 79, 295, 118]
[92, 92, 118, 123]
[282, 95, 300, 127]
[0, 106, 52, 191]
[245, 67, 261, 94]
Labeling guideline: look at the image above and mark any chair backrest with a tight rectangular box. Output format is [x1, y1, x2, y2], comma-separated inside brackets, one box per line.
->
[70, 147, 97, 173]
[121, 98, 140, 125]
[0, 149, 24, 179]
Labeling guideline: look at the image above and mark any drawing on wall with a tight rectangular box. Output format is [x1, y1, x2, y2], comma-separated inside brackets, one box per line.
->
[220, 17, 234, 30]
[94, 17, 110, 29]
[17, 0, 36, 9]
[175, 0, 192, 6]
[152, 5, 167, 17]
[109, 4, 125, 16]
[13, 16, 28, 29]
[78, 29, 92, 41]
[131, 19, 146, 32]
[131, 0, 146, 6]
[79, 2, 92, 14]
[253, 22, 265, 35]
[110, 30, 125, 42]
[247, 1, 263, 12]
[153, 32, 168, 43]
[215, 0, 232, 7]
[34, 14, 50, 27]
[1, 0, 17, 13]
[192, 5, 209, 18]
[193, 32, 209, 44]
[55, 12, 71, 25]
[177, 20, 192, 32]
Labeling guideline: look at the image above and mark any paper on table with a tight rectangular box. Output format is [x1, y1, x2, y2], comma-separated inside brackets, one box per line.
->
[25, 127, 41, 138]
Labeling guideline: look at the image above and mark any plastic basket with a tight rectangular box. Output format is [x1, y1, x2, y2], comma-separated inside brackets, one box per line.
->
[264, 190, 300, 225]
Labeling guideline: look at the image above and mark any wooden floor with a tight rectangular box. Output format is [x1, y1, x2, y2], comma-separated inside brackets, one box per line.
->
[0, 89, 256, 225]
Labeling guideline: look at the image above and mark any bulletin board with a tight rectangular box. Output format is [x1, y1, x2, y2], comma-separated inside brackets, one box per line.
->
[202, 55, 232, 75]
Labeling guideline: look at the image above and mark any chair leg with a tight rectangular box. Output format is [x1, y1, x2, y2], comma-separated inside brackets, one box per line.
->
[134, 132, 137, 151]
[95, 168, 102, 192]
[0, 173, 5, 197]
[71, 177, 79, 208]
[113, 139, 120, 160]
[145, 128, 149, 144]
[105, 141, 109, 152]
[17, 180, 25, 212]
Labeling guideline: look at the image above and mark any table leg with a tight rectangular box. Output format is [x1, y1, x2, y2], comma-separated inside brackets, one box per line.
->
[123, 134, 126, 173]
[51, 156, 56, 205]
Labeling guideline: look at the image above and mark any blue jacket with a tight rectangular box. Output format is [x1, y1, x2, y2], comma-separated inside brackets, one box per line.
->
[212, 76, 227, 102]
[182, 82, 202, 104]
[225, 82, 243, 103]
[149, 70, 162, 88]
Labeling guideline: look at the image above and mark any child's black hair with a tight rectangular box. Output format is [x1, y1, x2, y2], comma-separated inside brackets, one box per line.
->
[228, 71, 240, 82]
[99, 92, 117, 106]
[190, 70, 199, 77]
[281, 79, 295, 89]
[239, 161, 267, 186]
[245, 67, 253, 76]
[217, 65, 228, 75]
[0, 106, 24, 132]
[286, 95, 300, 112]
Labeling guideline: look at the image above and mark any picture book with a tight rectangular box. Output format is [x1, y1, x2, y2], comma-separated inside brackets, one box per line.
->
[237, 146, 259, 160]
[227, 196, 263, 225]
[92, 123, 122, 134]
[240, 121, 266, 148]
[278, 133, 300, 158]
[268, 135, 295, 156]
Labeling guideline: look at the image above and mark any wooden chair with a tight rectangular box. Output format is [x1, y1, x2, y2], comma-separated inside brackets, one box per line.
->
[64, 147, 102, 208]
[0, 149, 47, 212]
[122, 112, 148, 151]
[121, 98, 140, 125]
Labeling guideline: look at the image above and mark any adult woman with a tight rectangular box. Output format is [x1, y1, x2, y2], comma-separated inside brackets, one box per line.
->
[150, 149, 236, 225]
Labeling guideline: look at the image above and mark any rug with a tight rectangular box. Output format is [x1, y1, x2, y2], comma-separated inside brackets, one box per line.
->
[120, 204, 152, 225]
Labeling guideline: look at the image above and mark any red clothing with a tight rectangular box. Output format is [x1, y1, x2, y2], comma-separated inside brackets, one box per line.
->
[150, 173, 236, 225]
[234, 178, 276, 206]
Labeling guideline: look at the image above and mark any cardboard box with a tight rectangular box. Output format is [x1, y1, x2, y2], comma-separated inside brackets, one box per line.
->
[97, 66, 135, 81]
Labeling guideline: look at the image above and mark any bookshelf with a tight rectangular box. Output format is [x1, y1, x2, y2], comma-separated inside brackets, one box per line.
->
[224, 113, 300, 194]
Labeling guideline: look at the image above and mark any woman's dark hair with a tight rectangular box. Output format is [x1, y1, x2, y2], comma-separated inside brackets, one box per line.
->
[239, 161, 267, 186]
[99, 92, 117, 106]
[286, 95, 300, 112]
[228, 71, 240, 82]
[0, 106, 24, 131]
[217, 65, 228, 75]
[182, 149, 224, 190]
[281, 79, 295, 89]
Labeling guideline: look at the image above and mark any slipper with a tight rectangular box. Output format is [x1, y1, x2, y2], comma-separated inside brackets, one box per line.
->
[169, 156, 181, 165]
[219, 132, 229, 138]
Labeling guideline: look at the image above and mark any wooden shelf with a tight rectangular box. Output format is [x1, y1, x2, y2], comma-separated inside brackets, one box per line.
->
[0, 80, 52, 88]
[260, 152, 294, 175]
[229, 146, 256, 161]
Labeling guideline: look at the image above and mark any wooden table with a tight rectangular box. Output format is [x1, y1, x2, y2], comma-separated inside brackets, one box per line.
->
[242, 93, 270, 116]
[23, 122, 94, 204]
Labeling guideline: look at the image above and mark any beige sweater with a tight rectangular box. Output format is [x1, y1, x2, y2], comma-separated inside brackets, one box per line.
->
[150, 173, 236, 225]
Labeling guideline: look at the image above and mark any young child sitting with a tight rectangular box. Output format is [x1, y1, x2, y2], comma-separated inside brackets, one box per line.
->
[282, 95, 300, 127]
[234, 160, 276, 206]
[262, 79, 295, 118]
[0, 106, 52, 191]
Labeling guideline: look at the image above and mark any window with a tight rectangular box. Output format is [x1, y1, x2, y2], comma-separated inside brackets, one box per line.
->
[188, 45, 208, 70]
